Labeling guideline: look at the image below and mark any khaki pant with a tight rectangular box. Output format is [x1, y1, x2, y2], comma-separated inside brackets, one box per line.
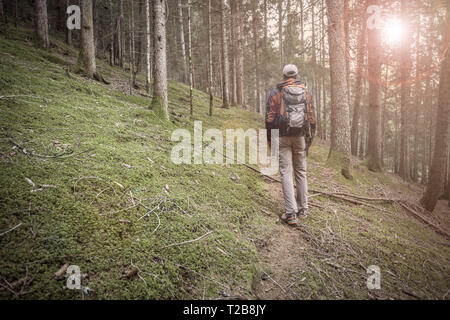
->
[278, 136, 308, 214]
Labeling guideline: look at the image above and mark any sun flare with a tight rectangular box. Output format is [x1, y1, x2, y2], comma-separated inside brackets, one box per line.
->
[383, 18, 406, 45]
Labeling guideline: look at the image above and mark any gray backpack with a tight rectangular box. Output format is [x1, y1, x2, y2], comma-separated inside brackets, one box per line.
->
[281, 85, 308, 129]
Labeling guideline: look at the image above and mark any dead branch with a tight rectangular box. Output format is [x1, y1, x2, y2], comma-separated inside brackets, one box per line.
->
[160, 230, 213, 249]
[6, 138, 94, 159]
[396, 201, 450, 240]
[0, 222, 22, 236]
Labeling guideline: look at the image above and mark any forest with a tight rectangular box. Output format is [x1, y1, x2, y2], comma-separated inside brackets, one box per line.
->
[0, 0, 449, 301]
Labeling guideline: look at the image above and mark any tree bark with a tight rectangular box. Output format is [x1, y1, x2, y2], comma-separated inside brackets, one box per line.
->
[231, 0, 244, 108]
[421, 3, 450, 212]
[65, 0, 72, 46]
[78, 0, 96, 78]
[311, 0, 316, 67]
[187, 0, 194, 116]
[207, 0, 213, 117]
[252, 0, 261, 114]
[109, 0, 114, 66]
[278, 0, 283, 67]
[152, 0, 169, 120]
[130, 0, 136, 90]
[326, 0, 352, 179]
[412, 17, 422, 182]
[145, 0, 152, 94]
[367, 0, 383, 172]
[399, 0, 412, 181]
[220, 0, 230, 109]
[177, 0, 188, 83]
[230, 13, 237, 106]
[344, 0, 351, 105]
[34, 0, 49, 48]
[118, 0, 124, 68]
[351, 16, 366, 156]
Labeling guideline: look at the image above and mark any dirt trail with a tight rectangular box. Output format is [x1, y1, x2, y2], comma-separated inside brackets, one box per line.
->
[252, 165, 450, 300]
[253, 181, 309, 299]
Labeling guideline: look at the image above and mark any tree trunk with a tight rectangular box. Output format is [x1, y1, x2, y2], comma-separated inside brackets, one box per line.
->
[344, 0, 351, 105]
[118, 0, 124, 68]
[351, 10, 366, 156]
[109, 0, 114, 66]
[177, 0, 188, 83]
[65, 0, 72, 46]
[151, 0, 169, 120]
[130, 0, 136, 90]
[187, 0, 193, 116]
[220, 0, 230, 108]
[421, 2, 450, 211]
[367, 0, 383, 172]
[207, 0, 213, 117]
[413, 18, 422, 183]
[321, 0, 326, 140]
[326, 0, 352, 179]
[145, 0, 151, 93]
[230, 14, 237, 106]
[252, 0, 261, 114]
[399, 0, 412, 181]
[300, 0, 305, 72]
[231, 0, 244, 108]
[78, 0, 96, 78]
[34, 0, 49, 48]
[278, 0, 283, 67]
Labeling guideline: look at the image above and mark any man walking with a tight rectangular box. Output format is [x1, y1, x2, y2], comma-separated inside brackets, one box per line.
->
[265, 64, 316, 226]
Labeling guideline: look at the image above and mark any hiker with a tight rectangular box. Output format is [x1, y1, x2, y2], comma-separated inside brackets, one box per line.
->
[265, 64, 316, 226]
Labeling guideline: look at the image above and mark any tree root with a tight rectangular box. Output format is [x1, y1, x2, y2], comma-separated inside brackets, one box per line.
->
[232, 158, 450, 241]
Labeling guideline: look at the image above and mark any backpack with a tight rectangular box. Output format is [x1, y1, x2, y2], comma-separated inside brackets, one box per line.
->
[279, 84, 311, 130]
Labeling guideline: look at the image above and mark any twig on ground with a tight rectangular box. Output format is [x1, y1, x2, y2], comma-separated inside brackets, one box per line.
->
[160, 230, 213, 249]
[262, 271, 286, 293]
[0, 222, 22, 236]
[5, 138, 94, 159]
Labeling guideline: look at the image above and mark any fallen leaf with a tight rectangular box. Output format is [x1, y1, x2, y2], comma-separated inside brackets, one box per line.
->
[55, 263, 69, 279]
[114, 181, 124, 189]
[25, 178, 35, 188]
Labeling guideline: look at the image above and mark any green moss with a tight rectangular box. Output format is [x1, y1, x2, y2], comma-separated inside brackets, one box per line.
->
[0, 25, 448, 301]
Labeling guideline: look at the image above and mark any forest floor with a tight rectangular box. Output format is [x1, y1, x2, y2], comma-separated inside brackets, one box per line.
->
[0, 25, 449, 300]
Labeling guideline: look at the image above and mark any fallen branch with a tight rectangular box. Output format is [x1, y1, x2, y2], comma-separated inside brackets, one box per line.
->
[0, 222, 22, 236]
[396, 201, 450, 240]
[6, 138, 94, 159]
[262, 271, 286, 293]
[160, 230, 213, 249]
[216, 145, 449, 241]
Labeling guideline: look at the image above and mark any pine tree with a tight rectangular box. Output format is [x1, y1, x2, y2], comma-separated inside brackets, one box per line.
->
[367, 0, 383, 172]
[326, 0, 352, 179]
[151, 0, 169, 120]
[421, 1, 450, 212]
[35, 0, 49, 48]
[78, 0, 96, 78]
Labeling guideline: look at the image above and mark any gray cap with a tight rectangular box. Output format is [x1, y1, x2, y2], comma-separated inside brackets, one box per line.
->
[283, 64, 298, 77]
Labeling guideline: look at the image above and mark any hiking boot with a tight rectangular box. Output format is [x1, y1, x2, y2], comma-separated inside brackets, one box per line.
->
[297, 208, 309, 219]
[281, 213, 298, 226]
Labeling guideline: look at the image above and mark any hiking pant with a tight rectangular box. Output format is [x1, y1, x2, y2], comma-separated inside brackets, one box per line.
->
[279, 136, 308, 214]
